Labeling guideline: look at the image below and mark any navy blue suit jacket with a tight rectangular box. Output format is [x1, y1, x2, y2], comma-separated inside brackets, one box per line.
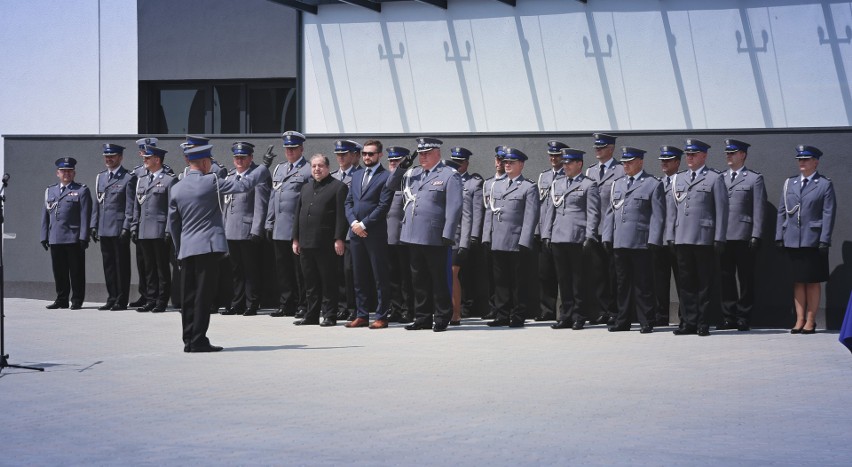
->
[344, 164, 393, 241]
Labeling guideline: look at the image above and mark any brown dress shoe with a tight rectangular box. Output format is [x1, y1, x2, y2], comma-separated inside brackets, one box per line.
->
[345, 317, 369, 328]
[369, 319, 388, 329]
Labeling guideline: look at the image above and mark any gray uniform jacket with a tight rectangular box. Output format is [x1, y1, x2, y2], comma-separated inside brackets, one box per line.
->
[223, 163, 272, 240]
[536, 168, 564, 237]
[458, 172, 484, 249]
[179, 160, 227, 180]
[399, 162, 464, 246]
[586, 160, 625, 237]
[333, 165, 362, 241]
[387, 181, 405, 245]
[775, 172, 836, 248]
[603, 171, 665, 249]
[724, 167, 766, 241]
[265, 158, 312, 241]
[483, 175, 540, 252]
[41, 182, 93, 245]
[542, 174, 600, 244]
[132, 171, 178, 240]
[665, 167, 729, 245]
[167, 166, 270, 261]
[91, 166, 135, 236]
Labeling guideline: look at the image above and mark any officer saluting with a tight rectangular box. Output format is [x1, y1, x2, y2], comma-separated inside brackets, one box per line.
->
[41, 157, 93, 309]
[178, 135, 228, 180]
[91, 143, 134, 311]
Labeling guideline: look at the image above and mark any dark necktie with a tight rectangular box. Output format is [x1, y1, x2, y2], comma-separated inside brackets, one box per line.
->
[108, 171, 114, 181]
[236, 174, 242, 181]
[599, 164, 605, 180]
[666, 176, 671, 189]
[567, 177, 574, 186]
[362, 168, 372, 193]
[60, 185, 67, 195]
[690, 171, 696, 183]
[731, 171, 737, 183]
[288, 163, 294, 173]
[149, 174, 154, 186]
[801, 178, 808, 192]
[627, 176, 635, 190]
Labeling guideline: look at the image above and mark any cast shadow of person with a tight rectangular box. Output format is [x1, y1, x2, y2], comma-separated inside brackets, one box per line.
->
[825, 241, 852, 330]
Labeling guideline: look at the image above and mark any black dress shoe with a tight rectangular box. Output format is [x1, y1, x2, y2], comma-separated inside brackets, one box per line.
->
[386, 310, 402, 323]
[801, 326, 817, 335]
[336, 310, 349, 320]
[129, 297, 146, 307]
[110, 304, 127, 311]
[294, 309, 306, 319]
[433, 323, 448, 332]
[790, 327, 803, 334]
[698, 326, 711, 337]
[151, 305, 167, 313]
[189, 344, 223, 353]
[137, 303, 155, 312]
[592, 314, 609, 325]
[551, 320, 572, 329]
[398, 313, 414, 324]
[508, 320, 525, 328]
[572, 320, 585, 330]
[320, 318, 337, 327]
[404, 321, 432, 330]
[46, 301, 69, 309]
[98, 303, 115, 311]
[606, 316, 617, 326]
[533, 315, 554, 322]
[243, 308, 258, 316]
[608, 325, 630, 332]
[673, 327, 697, 335]
[449, 320, 461, 326]
[736, 321, 750, 332]
[220, 308, 238, 315]
[716, 321, 737, 330]
[640, 325, 654, 334]
[487, 319, 510, 327]
[70, 303, 83, 310]
[184, 345, 190, 353]
[270, 308, 286, 317]
[294, 318, 320, 326]
[482, 311, 496, 320]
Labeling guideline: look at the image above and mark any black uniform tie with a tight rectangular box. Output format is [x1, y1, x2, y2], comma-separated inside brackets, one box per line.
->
[690, 171, 696, 183]
[801, 178, 809, 192]
[599, 164, 605, 180]
[731, 171, 737, 183]
[60, 185, 66, 195]
[666, 176, 671, 189]
[627, 176, 635, 190]
[108, 171, 114, 181]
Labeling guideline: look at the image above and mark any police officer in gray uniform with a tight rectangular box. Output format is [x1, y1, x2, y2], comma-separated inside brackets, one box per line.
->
[221, 141, 271, 316]
[132, 145, 178, 313]
[535, 140, 568, 322]
[483, 147, 539, 328]
[397, 137, 463, 332]
[654, 146, 685, 326]
[91, 143, 134, 311]
[41, 157, 93, 309]
[385, 147, 415, 323]
[543, 148, 600, 330]
[451, 147, 484, 323]
[178, 135, 229, 180]
[666, 139, 728, 336]
[585, 133, 624, 325]
[719, 139, 766, 331]
[168, 144, 276, 352]
[331, 139, 364, 321]
[266, 131, 312, 317]
[603, 147, 665, 333]
[481, 146, 508, 319]
[776, 145, 836, 334]
[129, 137, 166, 308]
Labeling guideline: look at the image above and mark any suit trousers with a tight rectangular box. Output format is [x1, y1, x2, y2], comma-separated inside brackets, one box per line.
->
[228, 239, 262, 311]
[408, 244, 452, 326]
[351, 234, 389, 319]
[653, 245, 681, 325]
[719, 240, 756, 324]
[613, 248, 655, 328]
[300, 247, 339, 321]
[387, 244, 414, 316]
[138, 238, 171, 307]
[99, 235, 131, 306]
[180, 252, 220, 349]
[675, 244, 716, 330]
[50, 243, 86, 305]
[552, 242, 586, 323]
[272, 239, 306, 311]
[588, 240, 618, 318]
[537, 238, 559, 319]
[492, 248, 531, 322]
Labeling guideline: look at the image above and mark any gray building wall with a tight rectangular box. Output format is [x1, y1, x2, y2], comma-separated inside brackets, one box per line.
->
[4, 129, 852, 329]
[137, 0, 299, 80]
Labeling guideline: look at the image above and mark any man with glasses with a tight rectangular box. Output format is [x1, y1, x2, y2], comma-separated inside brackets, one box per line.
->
[585, 133, 623, 326]
[666, 139, 728, 336]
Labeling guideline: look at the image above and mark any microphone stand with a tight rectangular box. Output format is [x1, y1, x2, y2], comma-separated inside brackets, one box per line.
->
[0, 173, 44, 374]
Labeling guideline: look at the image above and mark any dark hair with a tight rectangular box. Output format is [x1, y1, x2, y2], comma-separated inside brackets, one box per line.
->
[310, 153, 330, 167]
[362, 139, 383, 152]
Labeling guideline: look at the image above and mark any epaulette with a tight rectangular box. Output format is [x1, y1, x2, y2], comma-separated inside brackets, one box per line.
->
[645, 174, 661, 182]
[97, 168, 108, 174]
[677, 169, 688, 175]
[48, 182, 59, 187]
[228, 169, 237, 176]
[163, 164, 175, 175]
[470, 173, 483, 180]
[822, 175, 832, 182]
[709, 168, 722, 174]
[747, 169, 761, 175]
[162, 171, 176, 177]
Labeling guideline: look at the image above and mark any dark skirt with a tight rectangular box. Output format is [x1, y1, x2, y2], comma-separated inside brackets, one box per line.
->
[787, 247, 829, 283]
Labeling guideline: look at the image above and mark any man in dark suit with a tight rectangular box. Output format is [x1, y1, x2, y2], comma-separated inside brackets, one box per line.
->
[293, 154, 349, 327]
[343, 140, 395, 329]
[167, 144, 275, 352]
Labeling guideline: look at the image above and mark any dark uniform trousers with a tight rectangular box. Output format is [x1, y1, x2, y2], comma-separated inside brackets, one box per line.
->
[409, 244, 452, 326]
[138, 238, 170, 307]
[589, 240, 618, 318]
[50, 243, 86, 305]
[387, 244, 414, 317]
[180, 253, 220, 349]
[613, 248, 655, 328]
[653, 246, 681, 325]
[273, 239, 306, 312]
[552, 243, 586, 323]
[492, 248, 533, 322]
[537, 239, 559, 319]
[227, 240, 262, 311]
[719, 240, 755, 324]
[676, 244, 715, 329]
[300, 246, 339, 321]
[484, 242, 498, 314]
[134, 242, 148, 302]
[457, 244, 478, 316]
[100, 236, 131, 307]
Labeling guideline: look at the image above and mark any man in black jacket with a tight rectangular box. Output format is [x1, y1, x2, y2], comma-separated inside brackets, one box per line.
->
[292, 154, 350, 327]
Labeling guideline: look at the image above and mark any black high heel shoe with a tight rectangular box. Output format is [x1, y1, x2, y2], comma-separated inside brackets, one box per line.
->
[802, 325, 817, 334]
[790, 327, 803, 334]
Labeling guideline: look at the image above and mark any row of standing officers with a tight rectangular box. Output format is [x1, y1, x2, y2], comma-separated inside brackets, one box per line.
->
[40, 132, 836, 350]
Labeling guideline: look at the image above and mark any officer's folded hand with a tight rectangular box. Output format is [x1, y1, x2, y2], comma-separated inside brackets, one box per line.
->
[90, 228, 99, 243]
[819, 242, 830, 254]
[441, 237, 454, 247]
[79, 239, 89, 250]
[41, 240, 49, 251]
[131, 230, 138, 243]
[470, 237, 480, 247]
[399, 154, 414, 170]
[541, 238, 551, 250]
[749, 237, 761, 250]
[583, 237, 597, 250]
[775, 240, 784, 248]
[714, 241, 725, 255]
[250, 234, 263, 243]
[266, 229, 273, 241]
[120, 229, 130, 242]
[603, 241, 613, 254]
[262, 145, 277, 168]
[164, 232, 172, 243]
[457, 247, 469, 262]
